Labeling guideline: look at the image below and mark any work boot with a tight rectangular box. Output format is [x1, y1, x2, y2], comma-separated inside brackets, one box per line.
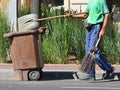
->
[102, 67, 115, 80]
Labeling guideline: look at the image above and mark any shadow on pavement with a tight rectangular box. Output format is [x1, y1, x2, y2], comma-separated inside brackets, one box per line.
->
[41, 71, 76, 80]
[89, 79, 120, 83]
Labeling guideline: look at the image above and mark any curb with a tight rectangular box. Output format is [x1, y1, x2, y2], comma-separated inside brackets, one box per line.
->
[0, 64, 120, 80]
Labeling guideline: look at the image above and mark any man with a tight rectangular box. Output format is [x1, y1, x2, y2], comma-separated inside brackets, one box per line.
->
[70, 0, 114, 80]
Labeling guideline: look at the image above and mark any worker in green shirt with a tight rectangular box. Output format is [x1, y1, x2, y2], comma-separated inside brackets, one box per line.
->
[70, 0, 114, 80]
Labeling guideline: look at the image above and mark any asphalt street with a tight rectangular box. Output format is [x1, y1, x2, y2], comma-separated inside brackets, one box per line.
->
[0, 79, 120, 90]
[0, 64, 120, 90]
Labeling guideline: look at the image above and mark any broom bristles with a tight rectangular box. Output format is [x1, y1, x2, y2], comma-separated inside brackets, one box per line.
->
[80, 53, 92, 73]
[80, 52, 96, 73]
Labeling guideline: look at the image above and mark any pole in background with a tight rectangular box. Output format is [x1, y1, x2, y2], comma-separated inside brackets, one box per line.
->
[31, 0, 44, 68]
[8, 0, 18, 32]
[68, 0, 71, 14]
[31, 0, 41, 23]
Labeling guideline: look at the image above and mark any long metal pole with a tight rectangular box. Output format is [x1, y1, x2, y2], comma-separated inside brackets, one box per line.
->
[31, 0, 41, 18]
[31, 0, 41, 26]
[17, 0, 21, 17]
[31, 0, 44, 68]
[68, 0, 70, 14]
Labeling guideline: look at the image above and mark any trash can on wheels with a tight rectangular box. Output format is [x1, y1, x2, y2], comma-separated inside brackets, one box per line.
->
[4, 27, 46, 81]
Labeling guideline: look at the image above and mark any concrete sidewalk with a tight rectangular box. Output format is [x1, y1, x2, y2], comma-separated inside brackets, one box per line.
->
[0, 64, 120, 80]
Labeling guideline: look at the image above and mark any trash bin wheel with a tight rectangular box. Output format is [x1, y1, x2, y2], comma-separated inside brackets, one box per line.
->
[28, 70, 41, 81]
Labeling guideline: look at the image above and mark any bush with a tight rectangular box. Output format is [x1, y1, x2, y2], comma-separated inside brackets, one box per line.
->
[42, 7, 86, 64]
[1, 5, 120, 64]
[0, 10, 10, 63]
[101, 21, 120, 64]
[42, 6, 120, 64]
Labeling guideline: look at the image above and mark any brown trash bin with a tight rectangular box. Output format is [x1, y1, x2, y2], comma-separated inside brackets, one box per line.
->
[4, 27, 46, 81]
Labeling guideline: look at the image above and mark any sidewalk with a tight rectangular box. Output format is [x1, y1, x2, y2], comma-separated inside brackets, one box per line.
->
[0, 64, 120, 80]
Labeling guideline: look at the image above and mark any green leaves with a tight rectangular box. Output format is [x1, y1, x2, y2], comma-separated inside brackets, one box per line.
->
[41, 7, 120, 64]
[101, 21, 120, 64]
[42, 7, 86, 64]
[0, 11, 10, 63]
[1, 6, 120, 64]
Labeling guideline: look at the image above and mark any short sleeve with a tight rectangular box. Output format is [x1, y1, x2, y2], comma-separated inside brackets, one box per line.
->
[84, 0, 91, 12]
[102, 0, 109, 14]
[85, 5, 89, 12]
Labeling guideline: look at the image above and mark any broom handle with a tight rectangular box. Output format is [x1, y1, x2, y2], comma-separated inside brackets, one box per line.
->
[95, 38, 101, 47]
[33, 13, 85, 21]
[91, 38, 101, 55]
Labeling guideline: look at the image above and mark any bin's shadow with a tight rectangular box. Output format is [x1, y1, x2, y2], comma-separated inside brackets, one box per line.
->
[41, 71, 76, 81]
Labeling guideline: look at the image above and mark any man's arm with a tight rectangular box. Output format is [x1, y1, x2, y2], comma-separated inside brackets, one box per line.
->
[71, 13, 89, 19]
[99, 13, 110, 38]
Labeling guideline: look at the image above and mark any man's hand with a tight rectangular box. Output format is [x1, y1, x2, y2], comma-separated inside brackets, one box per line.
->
[64, 14, 71, 18]
[99, 28, 105, 39]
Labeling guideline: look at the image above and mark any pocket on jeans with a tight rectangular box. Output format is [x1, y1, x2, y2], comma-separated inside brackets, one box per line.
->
[85, 23, 92, 32]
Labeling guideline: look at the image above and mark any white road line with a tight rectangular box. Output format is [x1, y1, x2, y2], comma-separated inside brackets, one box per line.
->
[61, 86, 120, 90]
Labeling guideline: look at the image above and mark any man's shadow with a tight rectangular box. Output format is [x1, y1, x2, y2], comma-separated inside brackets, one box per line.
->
[72, 71, 120, 83]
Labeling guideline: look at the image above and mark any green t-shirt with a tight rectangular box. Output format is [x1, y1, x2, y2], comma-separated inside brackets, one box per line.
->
[85, 0, 109, 24]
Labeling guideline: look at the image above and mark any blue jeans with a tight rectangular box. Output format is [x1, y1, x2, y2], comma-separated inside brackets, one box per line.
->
[85, 23, 113, 77]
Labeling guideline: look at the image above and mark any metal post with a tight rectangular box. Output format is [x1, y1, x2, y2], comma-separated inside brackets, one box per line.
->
[31, 0, 44, 67]
[8, 0, 18, 32]
[31, 0, 41, 19]
[17, 0, 21, 17]
[68, 0, 70, 14]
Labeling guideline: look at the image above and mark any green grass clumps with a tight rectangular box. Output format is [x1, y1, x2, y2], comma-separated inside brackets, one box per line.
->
[42, 7, 120, 64]
[0, 6, 120, 64]
[0, 10, 10, 63]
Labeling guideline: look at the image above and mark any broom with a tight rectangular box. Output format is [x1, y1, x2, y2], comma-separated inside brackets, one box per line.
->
[80, 38, 101, 73]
